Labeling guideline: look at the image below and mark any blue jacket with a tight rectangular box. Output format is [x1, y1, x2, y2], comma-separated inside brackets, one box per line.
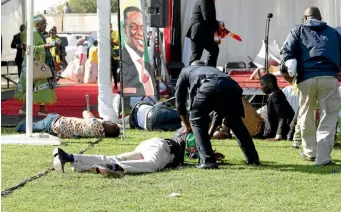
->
[281, 19, 341, 83]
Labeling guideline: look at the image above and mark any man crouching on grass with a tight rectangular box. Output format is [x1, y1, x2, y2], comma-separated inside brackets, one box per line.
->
[16, 110, 120, 138]
[53, 128, 225, 178]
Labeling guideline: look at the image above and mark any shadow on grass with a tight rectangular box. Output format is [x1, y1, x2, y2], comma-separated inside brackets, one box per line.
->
[225, 160, 341, 175]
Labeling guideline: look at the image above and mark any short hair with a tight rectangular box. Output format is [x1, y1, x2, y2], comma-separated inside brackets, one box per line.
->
[304, 6, 322, 21]
[102, 121, 120, 138]
[93, 40, 98, 46]
[260, 73, 278, 87]
[123, 6, 142, 24]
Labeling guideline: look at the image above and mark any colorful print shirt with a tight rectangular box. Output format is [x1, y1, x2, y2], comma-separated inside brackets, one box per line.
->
[51, 111, 105, 138]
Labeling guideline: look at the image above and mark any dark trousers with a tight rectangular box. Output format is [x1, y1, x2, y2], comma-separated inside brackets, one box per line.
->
[189, 37, 219, 67]
[111, 58, 119, 88]
[16, 59, 23, 77]
[190, 78, 259, 165]
[146, 106, 182, 131]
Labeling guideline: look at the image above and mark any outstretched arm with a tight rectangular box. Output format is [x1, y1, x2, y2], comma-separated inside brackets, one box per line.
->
[175, 70, 191, 133]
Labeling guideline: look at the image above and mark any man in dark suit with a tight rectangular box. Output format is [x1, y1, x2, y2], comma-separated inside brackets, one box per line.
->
[11, 24, 26, 77]
[122, 6, 156, 97]
[186, 0, 220, 67]
[175, 61, 260, 169]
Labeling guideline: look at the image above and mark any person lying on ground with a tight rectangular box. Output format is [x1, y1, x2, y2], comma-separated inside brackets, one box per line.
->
[16, 110, 120, 138]
[129, 102, 182, 131]
[259, 74, 295, 141]
[53, 127, 225, 178]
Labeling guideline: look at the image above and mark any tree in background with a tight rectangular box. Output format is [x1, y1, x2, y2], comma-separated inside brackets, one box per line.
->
[58, 0, 118, 13]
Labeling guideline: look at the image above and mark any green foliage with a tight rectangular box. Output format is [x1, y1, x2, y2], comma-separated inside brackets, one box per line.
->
[57, 0, 118, 13]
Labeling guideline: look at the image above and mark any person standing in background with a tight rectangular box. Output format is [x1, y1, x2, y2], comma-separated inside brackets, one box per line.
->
[186, 0, 220, 67]
[11, 24, 26, 77]
[281, 6, 341, 165]
[111, 23, 120, 89]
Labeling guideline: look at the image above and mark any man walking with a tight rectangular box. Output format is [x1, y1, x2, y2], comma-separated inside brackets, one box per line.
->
[175, 61, 260, 169]
[11, 24, 25, 77]
[186, 0, 220, 67]
[281, 6, 341, 165]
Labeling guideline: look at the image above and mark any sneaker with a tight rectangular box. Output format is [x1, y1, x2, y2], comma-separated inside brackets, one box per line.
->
[53, 147, 70, 173]
[90, 164, 124, 178]
[300, 152, 316, 161]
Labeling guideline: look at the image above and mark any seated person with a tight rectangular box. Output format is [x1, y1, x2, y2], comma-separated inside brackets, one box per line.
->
[259, 74, 295, 140]
[53, 127, 225, 178]
[129, 102, 182, 131]
[16, 110, 120, 138]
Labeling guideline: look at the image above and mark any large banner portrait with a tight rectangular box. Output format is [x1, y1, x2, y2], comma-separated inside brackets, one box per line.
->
[119, 0, 156, 97]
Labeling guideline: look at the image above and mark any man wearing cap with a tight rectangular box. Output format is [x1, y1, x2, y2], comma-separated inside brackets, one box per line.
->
[281, 6, 341, 165]
[175, 61, 260, 169]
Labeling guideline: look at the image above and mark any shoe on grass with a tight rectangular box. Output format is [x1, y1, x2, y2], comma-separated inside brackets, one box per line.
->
[90, 164, 124, 178]
[53, 147, 71, 173]
[300, 152, 316, 161]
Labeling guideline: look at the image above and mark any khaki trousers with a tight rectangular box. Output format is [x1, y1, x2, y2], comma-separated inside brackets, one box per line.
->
[298, 76, 340, 164]
[71, 138, 174, 173]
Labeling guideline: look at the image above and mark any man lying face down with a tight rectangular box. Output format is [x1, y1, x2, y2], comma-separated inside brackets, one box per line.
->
[16, 111, 120, 138]
[259, 74, 295, 141]
[53, 127, 225, 178]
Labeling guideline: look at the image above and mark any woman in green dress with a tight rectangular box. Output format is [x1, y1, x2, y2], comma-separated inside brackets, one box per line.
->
[15, 14, 58, 116]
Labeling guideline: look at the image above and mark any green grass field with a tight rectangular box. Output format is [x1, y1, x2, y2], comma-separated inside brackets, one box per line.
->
[1, 128, 341, 212]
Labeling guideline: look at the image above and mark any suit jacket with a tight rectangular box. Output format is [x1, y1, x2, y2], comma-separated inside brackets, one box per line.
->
[11, 32, 24, 64]
[121, 45, 156, 97]
[186, 0, 219, 41]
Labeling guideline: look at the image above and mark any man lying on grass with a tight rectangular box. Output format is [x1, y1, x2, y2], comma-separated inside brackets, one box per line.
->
[53, 128, 225, 178]
[16, 110, 120, 138]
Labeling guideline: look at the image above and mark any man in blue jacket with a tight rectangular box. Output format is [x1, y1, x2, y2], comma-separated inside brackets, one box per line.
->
[281, 6, 341, 165]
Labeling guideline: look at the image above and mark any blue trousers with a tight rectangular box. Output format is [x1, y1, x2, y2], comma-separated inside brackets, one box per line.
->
[16, 114, 60, 133]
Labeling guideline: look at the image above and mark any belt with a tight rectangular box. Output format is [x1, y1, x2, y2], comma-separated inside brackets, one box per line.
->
[34, 82, 50, 92]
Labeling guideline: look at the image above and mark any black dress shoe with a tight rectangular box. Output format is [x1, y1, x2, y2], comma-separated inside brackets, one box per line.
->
[196, 163, 218, 169]
[247, 160, 261, 166]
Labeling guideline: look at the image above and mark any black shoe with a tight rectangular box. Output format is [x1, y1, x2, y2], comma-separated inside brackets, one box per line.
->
[321, 161, 335, 166]
[196, 163, 218, 169]
[53, 147, 70, 173]
[90, 164, 124, 178]
[300, 152, 316, 161]
[247, 160, 261, 166]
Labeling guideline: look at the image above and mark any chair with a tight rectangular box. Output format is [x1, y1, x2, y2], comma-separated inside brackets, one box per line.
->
[224, 61, 247, 74]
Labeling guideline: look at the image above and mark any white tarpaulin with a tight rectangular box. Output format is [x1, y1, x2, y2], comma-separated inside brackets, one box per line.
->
[1, 0, 25, 61]
[181, 0, 341, 67]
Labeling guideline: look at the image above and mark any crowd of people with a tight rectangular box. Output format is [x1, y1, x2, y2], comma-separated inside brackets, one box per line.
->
[10, 1, 341, 178]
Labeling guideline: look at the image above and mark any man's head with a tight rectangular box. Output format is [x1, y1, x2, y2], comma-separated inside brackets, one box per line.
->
[102, 121, 120, 138]
[19, 24, 26, 32]
[124, 6, 144, 56]
[93, 40, 98, 47]
[260, 73, 279, 94]
[191, 60, 206, 66]
[304, 6, 322, 21]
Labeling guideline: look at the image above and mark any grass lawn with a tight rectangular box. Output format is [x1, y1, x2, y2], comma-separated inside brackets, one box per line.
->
[1, 128, 341, 212]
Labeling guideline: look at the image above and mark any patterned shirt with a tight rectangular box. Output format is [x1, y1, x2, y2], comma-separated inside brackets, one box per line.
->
[51, 111, 105, 138]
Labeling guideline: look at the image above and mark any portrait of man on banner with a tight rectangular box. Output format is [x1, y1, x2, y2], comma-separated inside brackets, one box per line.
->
[120, 2, 156, 97]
